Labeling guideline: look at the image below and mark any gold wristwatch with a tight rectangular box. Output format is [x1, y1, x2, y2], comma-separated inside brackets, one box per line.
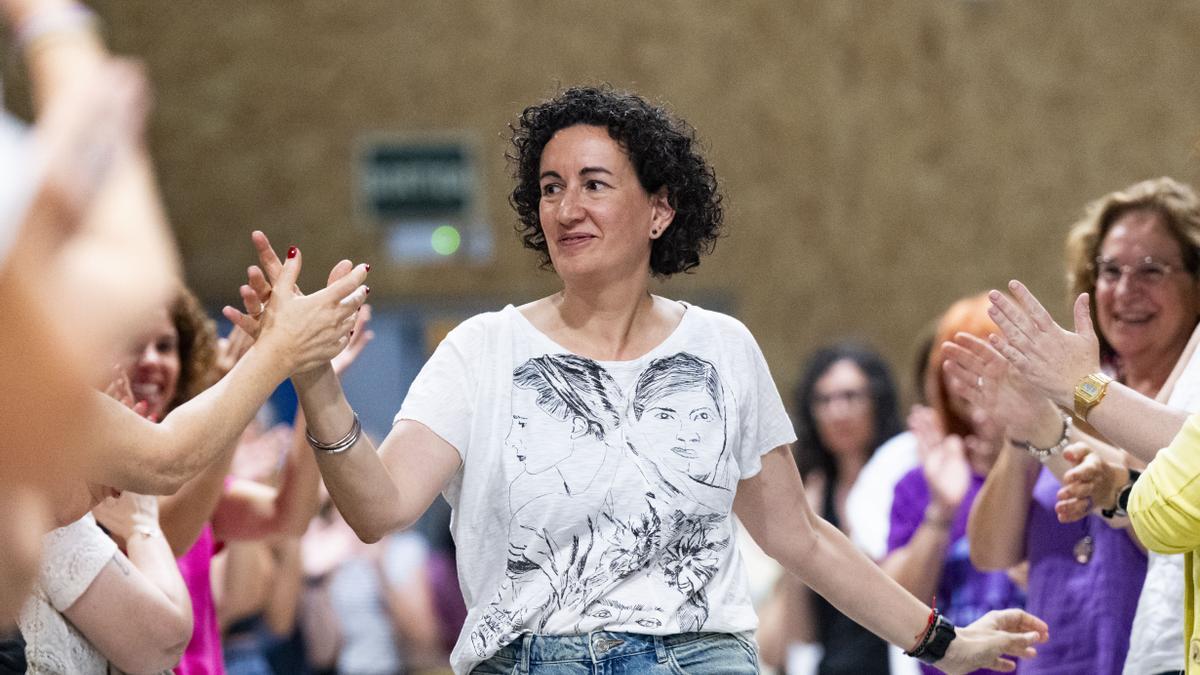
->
[1074, 372, 1113, 420]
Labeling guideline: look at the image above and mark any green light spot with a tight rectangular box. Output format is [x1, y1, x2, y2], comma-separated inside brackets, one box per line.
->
[431, 225, 461, 256]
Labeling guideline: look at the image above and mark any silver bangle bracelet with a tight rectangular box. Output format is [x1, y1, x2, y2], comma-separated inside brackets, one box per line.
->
[306, 413, 361, 454]
[1011, 411, 1072, 460]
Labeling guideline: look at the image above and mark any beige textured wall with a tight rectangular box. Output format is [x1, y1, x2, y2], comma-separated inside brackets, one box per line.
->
[13, 1, 1200, 401]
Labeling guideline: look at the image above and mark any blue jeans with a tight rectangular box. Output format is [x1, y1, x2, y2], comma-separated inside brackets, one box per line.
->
[470, 630, 759, 674]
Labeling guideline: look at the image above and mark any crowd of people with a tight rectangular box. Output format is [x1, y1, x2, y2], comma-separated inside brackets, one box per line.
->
[5, 1, 1200, 674]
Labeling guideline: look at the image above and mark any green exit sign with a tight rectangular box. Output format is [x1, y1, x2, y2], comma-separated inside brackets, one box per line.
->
[355, 135, 491, 263]
[361, 143, 473, 219]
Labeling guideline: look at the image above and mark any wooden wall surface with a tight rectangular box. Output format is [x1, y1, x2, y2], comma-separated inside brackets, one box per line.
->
[9, 1, 1200, 402]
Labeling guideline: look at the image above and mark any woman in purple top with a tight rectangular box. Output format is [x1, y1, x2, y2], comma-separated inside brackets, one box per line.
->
[1019, 470, 1145, 672]
[946, 180, 1200, 674]
[882, 295, 1026, 675]
[888, 470, 1028, 675]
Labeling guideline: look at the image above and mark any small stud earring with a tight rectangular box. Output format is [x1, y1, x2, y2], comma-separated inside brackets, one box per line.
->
[651, 229, 659, 236]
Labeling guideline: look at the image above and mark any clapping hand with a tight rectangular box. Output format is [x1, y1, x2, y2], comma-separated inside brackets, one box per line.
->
[102, 364, 150, 419]
[1054, 443, 1126, 522]
[911, 406, 970, 516]
[221, 237, 369, 376]
[942, 332, 1061, 444]
[222, 231, 317, 340]
[213, 324, 255, 380]
[93, 490, 160, 543]
[986, 281, 1101, 409]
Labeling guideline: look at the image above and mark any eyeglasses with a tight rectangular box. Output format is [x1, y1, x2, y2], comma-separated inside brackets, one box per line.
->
[813, 389, 870, 410]
[1093, 256, 1182, 287]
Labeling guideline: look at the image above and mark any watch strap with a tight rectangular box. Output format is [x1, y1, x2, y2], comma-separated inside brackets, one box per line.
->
[1101, 469, 1141, 519]
[915, 615, 956, 665]
[1074, 373, 1113, 420]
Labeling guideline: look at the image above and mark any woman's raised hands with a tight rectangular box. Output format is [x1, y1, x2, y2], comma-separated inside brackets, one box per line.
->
[942, 332, 1062, 445]
[222, 237, 369, 376]
[101, 364, 149, 418]
[986, 281, 1101, 408]
[93, 490, 161, 543]
[910, 405, 970, 515]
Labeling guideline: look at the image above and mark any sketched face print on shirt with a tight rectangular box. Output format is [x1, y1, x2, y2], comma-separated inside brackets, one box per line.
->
[583, 598, 665, 630]
[507, 354, 624, 511]
[473, 351, 737, 657]
[630, 353, 731, 491]
[471, 354, 626, 653]
[506, 385, 575, 474]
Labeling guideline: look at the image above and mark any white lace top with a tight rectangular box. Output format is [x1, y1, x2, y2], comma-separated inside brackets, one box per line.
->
[19, 513, 116, 675]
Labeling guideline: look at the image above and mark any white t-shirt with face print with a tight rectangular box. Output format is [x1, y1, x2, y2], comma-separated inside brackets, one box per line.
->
[396, 302, 796, 674]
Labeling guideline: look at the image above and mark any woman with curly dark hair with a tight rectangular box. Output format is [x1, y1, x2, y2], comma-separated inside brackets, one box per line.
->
[507, 85, 723, 278]
[247, 85, 1046, 674]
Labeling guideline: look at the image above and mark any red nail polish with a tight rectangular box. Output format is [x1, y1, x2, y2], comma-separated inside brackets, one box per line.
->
[365, 264, 371, 272]
[365, 286, 371, 295]
[287, 246, 298, 259]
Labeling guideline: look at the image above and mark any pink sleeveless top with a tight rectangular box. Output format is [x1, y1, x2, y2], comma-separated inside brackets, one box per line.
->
[174, 525, 224, 674]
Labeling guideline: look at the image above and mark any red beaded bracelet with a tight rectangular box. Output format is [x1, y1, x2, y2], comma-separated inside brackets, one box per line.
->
[906, 598, 939, 656]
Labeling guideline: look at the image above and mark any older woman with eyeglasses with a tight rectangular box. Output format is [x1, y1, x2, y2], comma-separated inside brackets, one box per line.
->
[946, 177, 1200, 675]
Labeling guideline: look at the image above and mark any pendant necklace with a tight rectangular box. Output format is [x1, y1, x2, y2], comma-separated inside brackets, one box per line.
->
[1073, 516, 1094, 565]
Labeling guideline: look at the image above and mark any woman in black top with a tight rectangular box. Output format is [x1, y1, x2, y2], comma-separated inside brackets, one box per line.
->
[761, 343, 902, 674]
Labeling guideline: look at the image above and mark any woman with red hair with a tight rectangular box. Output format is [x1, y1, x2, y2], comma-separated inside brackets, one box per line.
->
[881, 294, 1026, 675]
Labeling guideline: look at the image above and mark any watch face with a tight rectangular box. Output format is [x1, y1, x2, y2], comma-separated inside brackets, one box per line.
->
[1080, 381, 1100, 397]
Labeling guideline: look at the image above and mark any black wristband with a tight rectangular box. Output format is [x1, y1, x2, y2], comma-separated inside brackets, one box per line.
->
[1101, 469, 1141, 519]
[913, 615, 957, 665]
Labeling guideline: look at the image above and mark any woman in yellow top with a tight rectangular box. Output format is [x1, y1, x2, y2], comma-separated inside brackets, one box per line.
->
[1127, 414, 1200, 670]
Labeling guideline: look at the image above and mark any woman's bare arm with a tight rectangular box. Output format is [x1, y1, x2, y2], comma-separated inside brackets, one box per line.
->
[211, 542, 272, 631]
[74, 493, 192, 673]
[966, 443, 1037, 570]
[216, 320, 374, 542]
[263, 538, 304, 637]
[736, 446, 1047, 674]
[736, 447, 931, 646]
[294, 363, 461, 542]
[88, 253, 368, 495]
[85, 344, 300, 495]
